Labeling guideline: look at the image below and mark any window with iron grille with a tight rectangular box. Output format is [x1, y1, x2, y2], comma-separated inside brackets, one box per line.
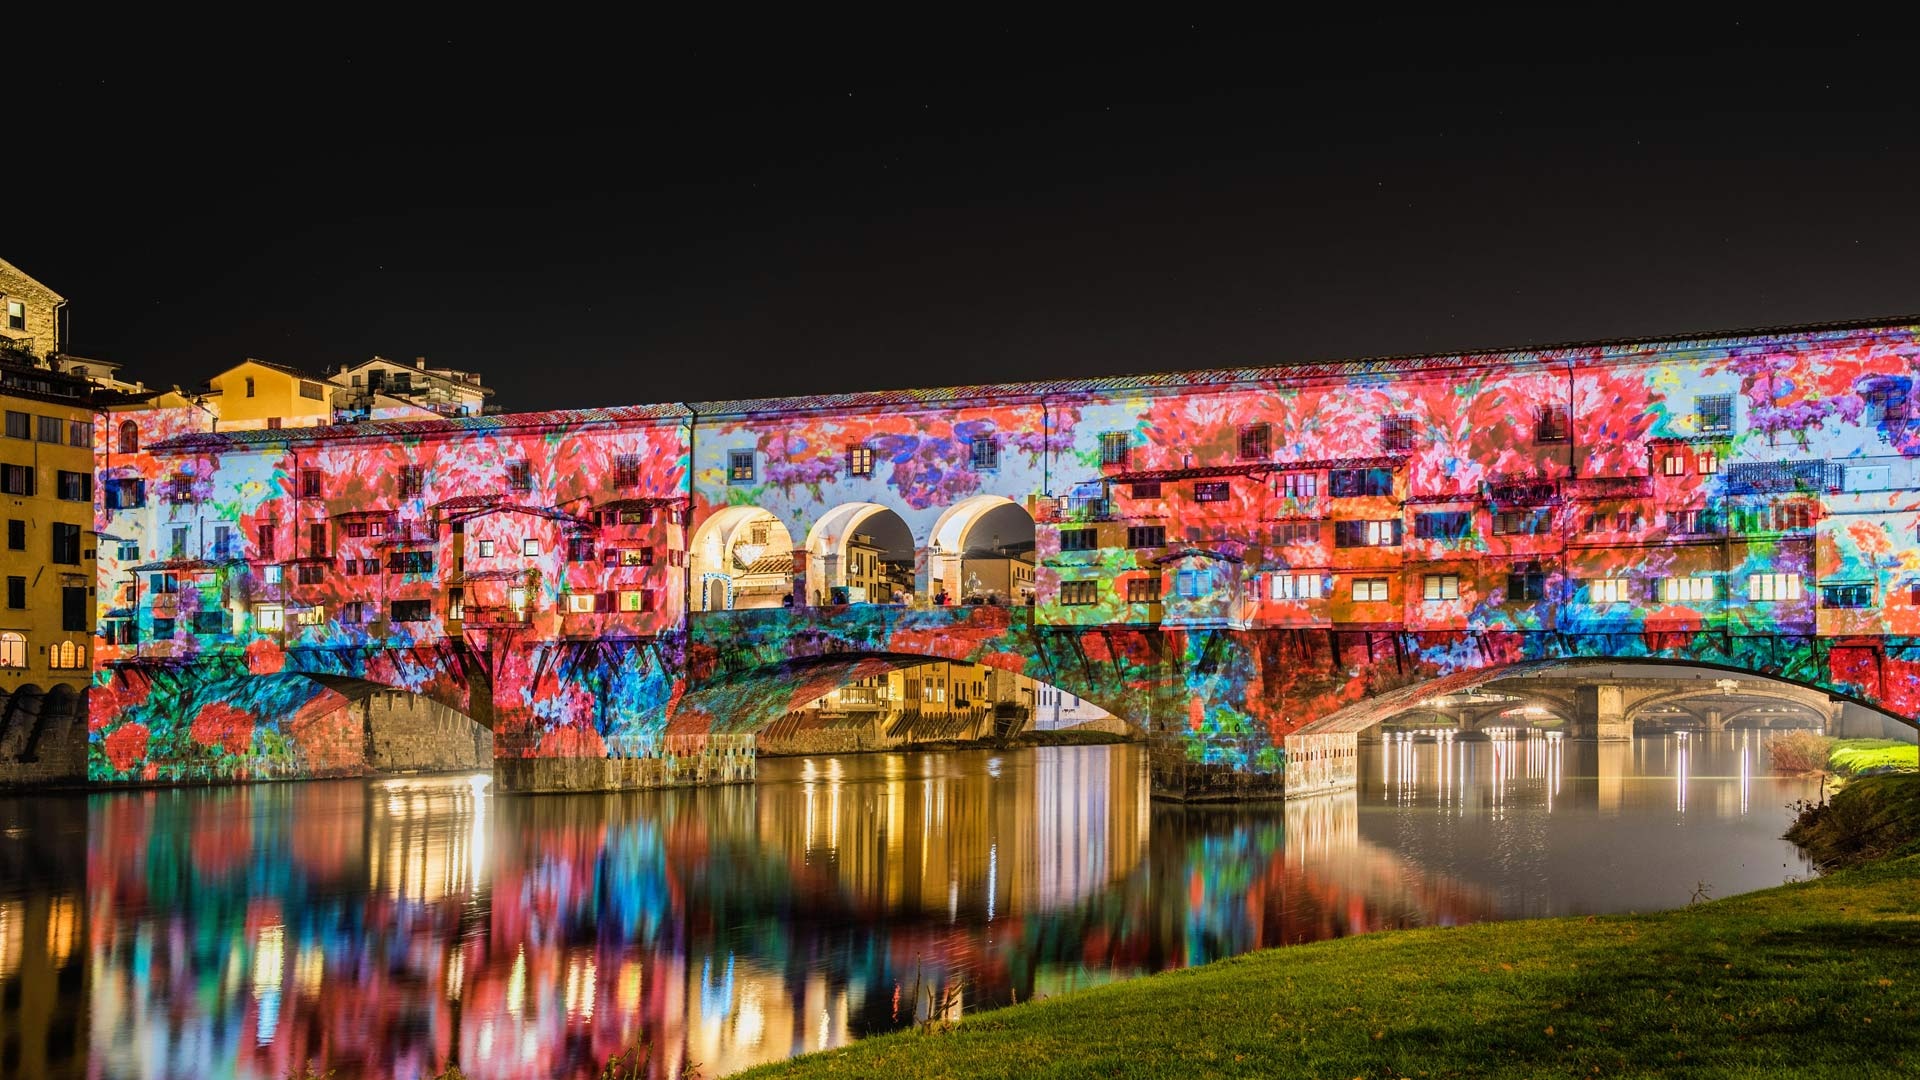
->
[1507, 563, 1547, 602]
[1492, 509, 1551, 535]
[1060, 529, 1098, 552]
[1126, 525, 1166, 548]
[1695, 394, 1735, 434]
[1130, 480, 1161, 498]
[1272, 521, 1319, 545]
[398, 465, 425, 497]
[847, 445, 874, 477]
[1060, 580, 1099, 605]
[300, 469, 322, 498]
[296, 562, 325, 585]
[614, 454, 642, 487]
[970, 437, 999, 471]
[1279, 472, 1317, 498]
[1414, 511, 1472, 541]
[1194, 481, 1230, 502]
[1100, 432, 1130, 467]
[1381, 415, 1417, 451]
[1329, 468, 1392, 497]
[727, 450, 755, 484]
[1536, 405, 1570, 443]
[1333, 519, 1402, 547]
[1238, 423, 1271, 460]
[1126, 576, 1161, 603]
[508, 461, 533, 493]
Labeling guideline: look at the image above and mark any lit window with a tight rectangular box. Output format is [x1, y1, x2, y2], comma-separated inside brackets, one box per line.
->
[1194, 481, 1231, 502]
[4, 299, 23, 330]
[620, 589, 647, 612]
[1587, 578, 1632, 604]
[508, 587, 528, 611]
[522, 538, 540, 557]
[256, 604, 285, 631]
[1279, 472, 1316, 498]
[1126, 576, 1161, 603]
[296, 605, 326, 626]
[1099, 432, 1130, 467]
[0, 631, 24, 668]
[1748, 573, 1802, 601]
[1662, 453, 1687, 476]
[1422, 574, 1461, 602]
[1351, 577, 1389, 602]
[567, 593, 598, 613]
[1270, 573, 1323, 600]
[1697, 449, 1719, 474]
[728, 450, 755, 483]
[1660, 577, 1718, 603]
[847, 445, 874, 477]
[477, 539, 494, 557]
[447, 591, 463, 622]
[1060, 580, 1099, 605]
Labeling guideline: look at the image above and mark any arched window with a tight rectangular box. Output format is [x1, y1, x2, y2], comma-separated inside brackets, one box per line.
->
[117, 419, 139, 454]
[245, 376, 256, 397]
[0, 631, 23, 668]
[51, 640, 80, 669]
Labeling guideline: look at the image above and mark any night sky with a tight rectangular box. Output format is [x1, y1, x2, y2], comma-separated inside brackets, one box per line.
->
[9, 17, 1920, 413]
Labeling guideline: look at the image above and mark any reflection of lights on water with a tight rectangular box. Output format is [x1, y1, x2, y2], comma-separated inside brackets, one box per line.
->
[46, 894, 76, 967]
[1676, 732, 1691, 813]
[446, 950, 465, 1000]
[700, 954, 737, 1023]
[618, 961, 644, 1013]
[296, 944, 324, 994]
[987, 842, 998, 922]
[0, 900, 21, 980]
[986, 756, 1002, 779]
[254, 923, 285, 1045]
[1739, 737, 1752, 815]
[565, 952, 598, 1019]
[507, 946, 527, 1017]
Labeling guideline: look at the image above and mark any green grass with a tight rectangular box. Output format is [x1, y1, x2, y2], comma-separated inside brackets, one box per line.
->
[1831, 738, 1920, 776]
[743, 796, 1920, 1078]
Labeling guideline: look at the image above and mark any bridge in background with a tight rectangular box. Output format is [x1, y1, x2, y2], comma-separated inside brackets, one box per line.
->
[85, 316, 1920, 797]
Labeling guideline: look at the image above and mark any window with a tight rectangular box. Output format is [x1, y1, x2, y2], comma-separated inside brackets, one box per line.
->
[1059, 528, 1098, 552]
[1821, 583, 1873, 609]
[4, 519, 18, 550]
[245, 376, 256, 397]
[1174, 567, 1213, 597]
[211, 525, 233, 558]
[193, 611, 229, 635]
[1586, 578, 1631, 604]
[847, 445, 874, 477]
[117, 541, 138, 561]
[388, 550, 434, 575]
[1329, 468, 1393, 497]
[1, 463, 34, 496]
[55, 470, 91, 502]
[1661, 576, 1719, 603]
[5, 576, 22, 608]
[1270, 573, 1323, 600]
[1492, 509, 1551, 535]
[69, 419, 92, 447]
[1060, 580, 1099, 605]
[1865, 386, 1910, 424]
[52, 523, 81, 565]
[1100, 432, 1131, 467]
[1536, 404, 1570, 443]
[0, 631, 21, 667]
[620, 589, 650, 612]
[37, 415, 61, 443]
[446, 590, 464, 622]
[1669, 509, 1721, 535]
[51, 639, 84, 668]
[476, 539, 495, 557]
[1238, 422, 1271, 460]
[117, 420, 139, 454]
[1695, 394, 1735, 434]
[104, 477, 145, 509]
[1423, 574, 1461, 602]
[360, 557, 380, 576]
[609, 453, 644, 488]
[1130, 480, 1161, 499]
[522, 537, 540, 557]
[617, 548, 653, 566]
[1381, 415, 1417, 451]
[1272, 521, 1319, 545]
[256, 604, 285, 631]
[567, 535, 596, 562]
[728, 450, 755, 484]
[1279, 472, 1317, 499]
[1414, 511, 1472, 541]
[296, 606, 326, 626]
[344, 521, 369, 538]
[263, 564, 284, 585]
[1697, 449, 1719, 475]
[1350, 577, 1389, 602]
[567, 593, 599, 613]
[169, 525, 188, 558]
[151, 572, 178, 594]
[296, 563, 325, 585]
[1126, 525, 1166, 548]
[341, 602, 370, 625]
[300, 469, 322, 498]
[256, 522, 276, 560]
[969, 437, 999, 471]
[1194, 481, 1230, 502]
[1126, 576, 1161, 603]
[1507, 563, 1547, 602]
[299, 380, 325, 400]
[508, 461, 533, 492]
[389, 599, 432, 622]
[1662, 452, 1687, 476]
[399, 465, 425, 496]
[4, 299, 23, 330]
[152, 618, 176, 639]
[4, 411, 27, 439]
[309, 522, 328, 556]
[1334, 519, 1402, 547]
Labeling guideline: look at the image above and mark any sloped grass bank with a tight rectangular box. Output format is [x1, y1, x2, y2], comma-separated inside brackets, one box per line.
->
[1830, 738, 1920, 776]
[744, 850, 1920, 1078]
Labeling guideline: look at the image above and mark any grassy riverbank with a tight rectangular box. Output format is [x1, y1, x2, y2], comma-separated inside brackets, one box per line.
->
[743, 786, 1920, 1079]
[1831, 737, 1920, 775]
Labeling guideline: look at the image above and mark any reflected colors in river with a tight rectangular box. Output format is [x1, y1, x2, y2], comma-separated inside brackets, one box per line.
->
[0, 732, 1818, 1078]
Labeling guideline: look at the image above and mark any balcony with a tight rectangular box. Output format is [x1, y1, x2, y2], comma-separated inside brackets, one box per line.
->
[461, 605, 531, 629]
[1040, 495, 1114, 523]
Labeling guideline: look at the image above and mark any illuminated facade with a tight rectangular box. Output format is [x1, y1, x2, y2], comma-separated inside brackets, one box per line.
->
[88, 318, 1920, 795]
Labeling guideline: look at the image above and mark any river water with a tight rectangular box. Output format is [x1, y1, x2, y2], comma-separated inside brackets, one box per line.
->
[0, 730, 1818, 1078]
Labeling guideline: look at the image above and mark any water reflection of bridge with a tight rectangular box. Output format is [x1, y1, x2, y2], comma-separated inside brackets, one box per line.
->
[74, 747, 1499, 1080]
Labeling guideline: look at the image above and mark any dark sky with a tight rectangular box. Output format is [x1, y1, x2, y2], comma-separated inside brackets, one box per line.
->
[10, 16, 1920, 412]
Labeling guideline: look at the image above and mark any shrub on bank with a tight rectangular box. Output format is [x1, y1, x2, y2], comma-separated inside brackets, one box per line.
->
[1766, 728, 1834, 774]
[1787, 773, 1920, 870]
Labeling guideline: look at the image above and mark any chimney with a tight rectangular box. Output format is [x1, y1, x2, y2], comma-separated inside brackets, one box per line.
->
[415, 356, 427, 370]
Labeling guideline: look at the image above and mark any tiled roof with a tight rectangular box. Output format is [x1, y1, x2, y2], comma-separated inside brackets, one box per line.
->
[745, 553, 795, 576]
[150, 404, 691, 452]
[1104, 456, 1407, 483]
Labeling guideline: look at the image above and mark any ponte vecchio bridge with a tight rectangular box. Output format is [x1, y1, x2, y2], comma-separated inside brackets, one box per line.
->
[87, 317, 1920, 797]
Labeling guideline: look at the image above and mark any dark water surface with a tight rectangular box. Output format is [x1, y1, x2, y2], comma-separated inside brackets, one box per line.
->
[0, 732, 1817, 1078]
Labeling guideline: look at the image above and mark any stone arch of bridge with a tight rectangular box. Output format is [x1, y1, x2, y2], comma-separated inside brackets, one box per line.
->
[688, 503, 799, 612]
[1620, 684, 1841, 730]
[802, 501, 916, 606]
[925, 493, 1036, 604]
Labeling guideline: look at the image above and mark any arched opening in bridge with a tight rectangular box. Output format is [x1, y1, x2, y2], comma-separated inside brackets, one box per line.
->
[803, 502, 915, 606]
[926, 494, 1036, 606]
[688, 505, 796, 611]
[0, 683, 88, 780]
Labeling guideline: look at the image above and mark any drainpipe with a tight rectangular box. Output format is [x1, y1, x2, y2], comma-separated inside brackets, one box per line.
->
[682, 407, 697, 622]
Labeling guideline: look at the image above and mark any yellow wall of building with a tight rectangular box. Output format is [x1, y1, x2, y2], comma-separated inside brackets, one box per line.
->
[0, 392, 96, 694]
[205, 360, 332, 430]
